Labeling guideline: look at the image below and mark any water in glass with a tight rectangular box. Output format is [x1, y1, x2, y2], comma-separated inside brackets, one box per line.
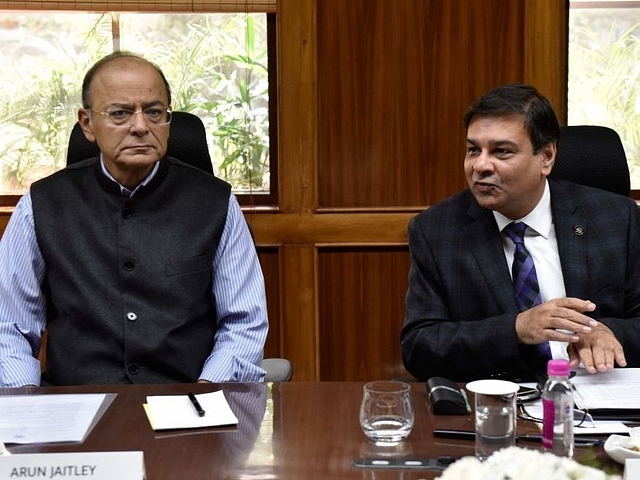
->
[359, 381, 414, 445]
[475, 404, 515, 460]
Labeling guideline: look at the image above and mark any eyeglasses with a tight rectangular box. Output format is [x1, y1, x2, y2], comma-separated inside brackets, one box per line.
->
[517, 402, 595, 428]
[88, 106, 172, 127]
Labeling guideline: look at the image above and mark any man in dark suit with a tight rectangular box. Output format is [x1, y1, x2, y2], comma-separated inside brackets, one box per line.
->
[401, 83, 640, 382]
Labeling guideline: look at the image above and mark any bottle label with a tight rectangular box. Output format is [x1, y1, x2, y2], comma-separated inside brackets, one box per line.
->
[541, 398, 555, 450]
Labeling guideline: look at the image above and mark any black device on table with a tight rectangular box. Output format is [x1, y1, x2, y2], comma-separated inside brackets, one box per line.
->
[426, 377, 471, 415]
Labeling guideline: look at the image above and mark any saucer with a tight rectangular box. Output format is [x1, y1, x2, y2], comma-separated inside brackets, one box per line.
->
[604, 434, 640, 464]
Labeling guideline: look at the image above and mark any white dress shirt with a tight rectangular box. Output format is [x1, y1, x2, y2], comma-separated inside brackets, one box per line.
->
[494, 180, 569, 360]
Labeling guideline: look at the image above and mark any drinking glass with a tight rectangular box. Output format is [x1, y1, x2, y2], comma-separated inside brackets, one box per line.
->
[466, 379, 519, 460]
[359, 381, 414, 444]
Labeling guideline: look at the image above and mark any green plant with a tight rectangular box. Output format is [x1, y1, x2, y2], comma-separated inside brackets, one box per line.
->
[0, 12, 270, 194]
[0, 13, 109, 192]
[120, 12, 270, 191]
[159, 14, 270, 191]
[569, 18, 640, 187]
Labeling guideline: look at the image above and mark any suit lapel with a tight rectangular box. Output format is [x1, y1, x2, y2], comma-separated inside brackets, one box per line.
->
[550, 182, 589, 297]
[464, 201, 519, 311]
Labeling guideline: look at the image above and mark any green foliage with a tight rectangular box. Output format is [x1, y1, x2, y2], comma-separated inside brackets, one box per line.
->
[569, 12, 640, 187]
[0, 12, 270, 194]
[576, 448, 622, 476]
[0, 15, 103, 191]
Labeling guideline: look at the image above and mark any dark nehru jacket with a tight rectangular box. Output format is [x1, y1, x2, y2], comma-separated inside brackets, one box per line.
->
[30, 157, 231, 385]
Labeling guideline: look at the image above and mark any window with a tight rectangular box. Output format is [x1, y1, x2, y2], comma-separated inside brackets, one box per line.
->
[568, 0, 640, 193]
[0, 3, 277, 205]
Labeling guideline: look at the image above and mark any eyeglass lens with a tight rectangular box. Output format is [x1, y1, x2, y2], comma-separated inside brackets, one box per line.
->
[93, 107, 172, 126]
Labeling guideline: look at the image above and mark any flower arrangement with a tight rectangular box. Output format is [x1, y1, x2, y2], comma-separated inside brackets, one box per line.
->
[436, 447, 621, 480]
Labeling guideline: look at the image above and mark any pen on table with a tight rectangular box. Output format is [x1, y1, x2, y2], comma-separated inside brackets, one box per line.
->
[518, 434, 602, 446]
[432, 429, 602, 447]
[188, 392, 206, 417]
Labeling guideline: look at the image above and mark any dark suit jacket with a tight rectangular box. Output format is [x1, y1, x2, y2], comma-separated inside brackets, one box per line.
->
[401, 179, 640, 382]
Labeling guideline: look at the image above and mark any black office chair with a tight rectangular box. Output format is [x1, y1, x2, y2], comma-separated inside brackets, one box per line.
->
[66, 111, 214, 175]
[65, 110, 293, 382]
[550, 125, 630, 197]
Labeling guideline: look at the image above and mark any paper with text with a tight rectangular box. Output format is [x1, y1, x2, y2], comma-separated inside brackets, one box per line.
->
[145, 390, 238, 430]
[572, 368, 640, 410]
[0, 394, 114, 444]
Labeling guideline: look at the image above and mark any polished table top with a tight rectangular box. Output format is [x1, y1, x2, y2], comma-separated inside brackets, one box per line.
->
[1, 382, 621, 479]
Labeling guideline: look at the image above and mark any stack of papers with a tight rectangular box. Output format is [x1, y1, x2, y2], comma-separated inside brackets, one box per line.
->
[144, 391, 238, 430]
[0, 394, 115, 444]
[572, 369, 640, 414]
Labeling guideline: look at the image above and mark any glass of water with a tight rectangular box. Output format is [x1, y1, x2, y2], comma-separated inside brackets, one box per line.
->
[359, 381, 414, 445]
[466, 379, 519, 460]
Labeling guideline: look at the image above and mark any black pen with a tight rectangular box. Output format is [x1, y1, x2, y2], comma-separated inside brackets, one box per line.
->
[518, 434, 602, 446]
[188, 392, 206, 417]
[433, 429, 602, 447]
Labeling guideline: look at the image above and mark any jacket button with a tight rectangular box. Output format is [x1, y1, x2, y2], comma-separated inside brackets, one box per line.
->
[122, 208, 133, 219]
[126, 312, 137, 322]
[128, 363, 140, 375]
[123, 261, 134, 271]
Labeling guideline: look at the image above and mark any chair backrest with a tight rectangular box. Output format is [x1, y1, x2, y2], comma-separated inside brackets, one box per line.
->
[66, 111, 214, 175]
[263, 358, 293, 382]
[549, 125, 630, 196]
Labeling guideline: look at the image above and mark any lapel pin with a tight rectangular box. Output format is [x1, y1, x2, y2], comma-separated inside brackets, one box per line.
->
[573, 225, 585, 236]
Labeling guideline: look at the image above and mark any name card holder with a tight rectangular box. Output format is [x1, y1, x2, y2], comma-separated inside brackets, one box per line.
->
[0, 451, 145, 479]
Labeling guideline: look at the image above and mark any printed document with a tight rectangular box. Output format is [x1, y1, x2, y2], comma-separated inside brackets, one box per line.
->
[0, 393, 115, 444]
[572, 368, 640, 411]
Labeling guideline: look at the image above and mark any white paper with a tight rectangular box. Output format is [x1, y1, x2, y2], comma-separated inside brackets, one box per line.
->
[0, 394, 114, 444]
[572, 369, 640, 410]
[574, 422, 630, 435]
[523, 401, 630, 434]
[145, 390, 238, 430]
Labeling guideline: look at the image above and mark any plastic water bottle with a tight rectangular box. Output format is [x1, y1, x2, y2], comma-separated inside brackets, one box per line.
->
[541, 359, 574, 457]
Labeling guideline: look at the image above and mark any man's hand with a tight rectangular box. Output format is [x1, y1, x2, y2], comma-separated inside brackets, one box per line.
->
[515, 298, 598, 344]
[567, 323, 627, 373]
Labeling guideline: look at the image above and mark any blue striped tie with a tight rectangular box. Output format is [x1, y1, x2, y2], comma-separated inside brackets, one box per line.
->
[504, 222, 551, 364]
[504, 222, 541, 310]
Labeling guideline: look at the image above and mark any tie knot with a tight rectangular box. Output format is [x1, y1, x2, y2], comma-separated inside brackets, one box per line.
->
[504, 222, 528, 244]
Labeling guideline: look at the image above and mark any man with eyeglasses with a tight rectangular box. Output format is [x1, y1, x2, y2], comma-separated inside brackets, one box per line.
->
[0, 51, 269, 386]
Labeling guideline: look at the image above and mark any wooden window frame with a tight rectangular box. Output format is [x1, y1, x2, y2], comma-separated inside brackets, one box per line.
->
[0, 1, 275, 13]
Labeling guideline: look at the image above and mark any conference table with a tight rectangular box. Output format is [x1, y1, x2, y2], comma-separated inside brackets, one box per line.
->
[1, 382, 621, 479]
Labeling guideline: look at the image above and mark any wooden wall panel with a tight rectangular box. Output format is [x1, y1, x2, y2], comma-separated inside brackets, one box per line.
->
[316, 0, 526, 209]
[0, 212, 9, 235]
[523, 0, 569, 123]
[257, 247, 281, 359]
[318, 247, 411, 381]
[275, 0, 317, 213]
[278, 245, 319, 381]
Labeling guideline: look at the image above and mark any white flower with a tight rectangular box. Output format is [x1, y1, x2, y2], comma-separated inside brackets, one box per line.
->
[436, 447, 621, 480]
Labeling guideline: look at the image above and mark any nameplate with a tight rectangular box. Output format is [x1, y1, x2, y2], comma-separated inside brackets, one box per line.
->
[0, 451, 145, 479]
